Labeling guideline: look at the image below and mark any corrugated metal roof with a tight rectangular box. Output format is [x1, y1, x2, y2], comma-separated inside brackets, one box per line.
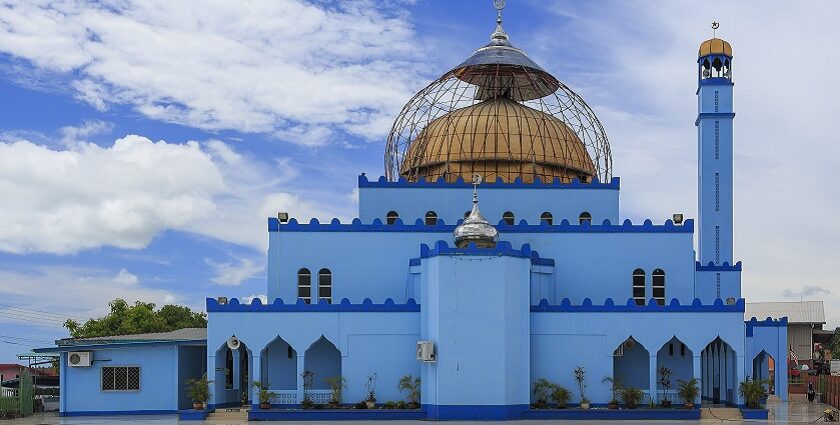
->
[57, 327, 206, 346]
[745, 301, 825, 324]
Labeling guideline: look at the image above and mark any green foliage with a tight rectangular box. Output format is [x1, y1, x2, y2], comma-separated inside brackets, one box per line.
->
[396, 400, 407, 409]
[325, 376, 347, 404]
[398, 374, 421, 404]
[185, 373, 212, 403]
[739, 378, 770, 408]
[354, 401, 368, 409]
[384, 401, 396, 409]
[533, 378, 557, 403]
[573, 366, 589, 403]
[620, 387, 644, 407]
[550, 386, 572, 407]
[657, 367, 672, 402]
[64, 299, 206, 339]
[828, 327, 840, 355]
[601, 376, 623, 403]
[253, 381, 277, 405]
[677, 378, 700, 404]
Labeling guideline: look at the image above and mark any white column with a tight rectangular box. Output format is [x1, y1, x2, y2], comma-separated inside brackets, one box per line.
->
[296, 355, 305, 403]
[692, 355, 702, 406]
[250, 354, 261, 406]
[649, 355, 658, 404]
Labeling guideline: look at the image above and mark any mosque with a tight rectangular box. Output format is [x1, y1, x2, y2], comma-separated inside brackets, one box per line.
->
[36, 5, 788, 421]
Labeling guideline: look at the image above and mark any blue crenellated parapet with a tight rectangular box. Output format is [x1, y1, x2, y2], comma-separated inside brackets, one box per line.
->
[744, 316, 788, 337]
[531, 297, 745, 313]
[695, 261, 742, 271]
[206, 297, 420, 312]
[269, 217, 694, 233]
[358, 174, 620, 189]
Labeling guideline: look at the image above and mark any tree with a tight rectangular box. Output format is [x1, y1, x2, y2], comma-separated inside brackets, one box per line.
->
[829, 327, 840, 356]
[64, 299, 206, 339]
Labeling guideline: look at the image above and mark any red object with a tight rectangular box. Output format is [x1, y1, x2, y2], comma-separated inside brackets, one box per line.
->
[0, 364, 56, 382]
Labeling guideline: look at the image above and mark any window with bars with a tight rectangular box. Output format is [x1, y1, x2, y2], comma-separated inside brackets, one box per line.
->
[632, 268, 646, 306]
[502, 211, 515, 225]
[101, 366, 140, 391]
[425, 211, 437, 226]
[298, 268, 312, 304]
[386, 211, 399, 225]
[540, 212, 553, 225]
[652, 269, 666, 306]
[579, 211, 592, 225]
[318, 268, 332, 304]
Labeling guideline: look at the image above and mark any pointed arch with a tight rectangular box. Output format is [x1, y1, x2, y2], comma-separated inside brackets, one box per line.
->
[304, 336, 341, 390]
[701, 336, 738, 404]
[261, 336, 297, 391]
[613, 336, 650, 390]
[656, 336, 693, 401]
[213, 337, 251, 406]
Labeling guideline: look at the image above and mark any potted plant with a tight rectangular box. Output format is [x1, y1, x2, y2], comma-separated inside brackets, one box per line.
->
[739, 378, 770, 409]
[574, 366, 590, 409]
[185, 373, 212, 410]
[620, 386, 644, 409]
[532, 378, 555, 409]
[365, 373, 377, 409]
[677, 378, 700, 409]
[398, 374, 421, 409]
[301, 370, 314, 409]
[657, 367, 672, 407]
[325, 376, 347, 408]
[253, 381, 276, 410]
[551, 385, 572, 409]
[602, 376, 622, 409]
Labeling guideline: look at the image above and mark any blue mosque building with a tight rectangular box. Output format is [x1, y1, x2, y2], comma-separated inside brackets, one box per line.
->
[37, 9, 788, 421]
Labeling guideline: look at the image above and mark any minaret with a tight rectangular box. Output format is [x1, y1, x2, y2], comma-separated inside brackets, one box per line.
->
[697, 23, 734, 265]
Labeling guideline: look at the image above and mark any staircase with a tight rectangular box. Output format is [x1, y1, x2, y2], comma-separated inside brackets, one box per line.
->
[207, 406, 249, 422]
[701, 407, 742, 420]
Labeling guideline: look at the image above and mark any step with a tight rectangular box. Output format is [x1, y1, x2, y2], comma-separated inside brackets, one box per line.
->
[208, 407, 249, 421]
[701, 407, 743, 420]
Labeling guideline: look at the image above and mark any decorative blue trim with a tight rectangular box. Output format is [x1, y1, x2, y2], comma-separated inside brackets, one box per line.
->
[269, 217, 693, 234]
[248, 407, 426, 421]
[740, 408, 769, 419]
[207, 297, 420, 312]
[524, 408, 700, 420]
[411, 240, 555, 267]
[358, 174, 620, 189]
[34, 339, 206, 353]
[425, 404, 529, 420]
[695, 112, 736, 126]
[408, 258, 421, 266]
[696, 261, 742, 271]
[745, 317, 788, 337]
[531, 297, 745, 313]
[60, 410, 177, 417]
[178, 409, 210, 421]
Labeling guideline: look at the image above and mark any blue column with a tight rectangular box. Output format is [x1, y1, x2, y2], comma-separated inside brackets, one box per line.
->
[296, 355, 305, 403]
[697, 53, 735, 266]
[232, 349, 241, 392]
[649, 355, 658, 404]
[692, 355, 702, 406]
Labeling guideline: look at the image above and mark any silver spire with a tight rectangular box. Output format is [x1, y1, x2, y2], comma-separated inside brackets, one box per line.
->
[453, 174, 499, 248]
[490, 0, 510, 44]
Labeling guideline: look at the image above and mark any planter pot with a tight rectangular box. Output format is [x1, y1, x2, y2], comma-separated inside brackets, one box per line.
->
[685, 402, 695, 409]
[608, 402, 618, 409]
[580, 402, 591, 409]
[556, 403, 567, 409]
[260, 403, 271, 410]
[535, 402, 547, 409]
[365, 400, 376, 409]
[408, 402, 419, 409]
[192, 402, 204, 410]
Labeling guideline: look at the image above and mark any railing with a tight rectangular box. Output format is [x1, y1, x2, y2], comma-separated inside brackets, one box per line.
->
[269, 390, 297, 405]
[642, 390, 681, 405]
[0, 388, 16, 398]
[305, 390, 332, 404]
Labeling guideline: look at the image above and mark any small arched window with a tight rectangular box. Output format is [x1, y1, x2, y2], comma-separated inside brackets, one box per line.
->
[318, 268, 332, 304]
[464, 210, 471, 220]
[297, 268, 311, 304]
[425, 211, 438, 226]
[502, 211, 515, 225]
[652, 269, 665, 306]
[579, 212, 592, 225]
[540, 212, 553, 225]
[386, 211, 399, 225]
[632, 268, 646, 306]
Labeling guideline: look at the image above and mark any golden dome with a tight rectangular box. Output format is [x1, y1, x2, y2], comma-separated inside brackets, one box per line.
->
[400, 97, 596, 183]
[699, 38, 733, 57]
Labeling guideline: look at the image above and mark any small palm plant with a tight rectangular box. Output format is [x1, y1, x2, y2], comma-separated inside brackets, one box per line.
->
[253, 381, 276, 410]
[551, 386, 572, 409]
[325, 376, 347, 406]
[739, 377, 770, 409]
[602, 376, 622, 409]
[185, 373, 212, 410]
[677, 378, 700, 409]
[620, 386, 644, 409]
[533, 378, 556, 408]
[398, 374, 421, 408]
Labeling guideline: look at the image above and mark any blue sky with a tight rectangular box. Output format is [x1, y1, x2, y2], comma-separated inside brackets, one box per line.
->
[0, 0, 838, 363]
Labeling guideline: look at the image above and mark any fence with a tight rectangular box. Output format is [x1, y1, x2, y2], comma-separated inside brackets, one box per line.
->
[0, 369, 32, 418]
[809, 375, 839, 409]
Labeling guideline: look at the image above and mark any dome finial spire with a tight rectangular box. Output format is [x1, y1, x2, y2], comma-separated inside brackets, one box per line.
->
[490, 0, 509, 43]
[712, 21, 720, 38]
[453, 173, 499, 248]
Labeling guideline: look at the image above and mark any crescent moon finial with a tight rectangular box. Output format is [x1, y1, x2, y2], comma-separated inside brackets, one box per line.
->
[712, 21, 719, 38]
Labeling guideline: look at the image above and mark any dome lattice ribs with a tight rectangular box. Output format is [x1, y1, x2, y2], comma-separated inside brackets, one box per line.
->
[402, 97, 596, 184]
[385, 17, 611, 184]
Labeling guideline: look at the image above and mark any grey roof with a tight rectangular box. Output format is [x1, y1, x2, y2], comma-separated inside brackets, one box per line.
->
[745, 301, 825, 324]
[57, 327, 206, 346]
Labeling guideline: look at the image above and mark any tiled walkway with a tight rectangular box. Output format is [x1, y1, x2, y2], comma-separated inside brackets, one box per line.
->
[11, 397, 837, 424]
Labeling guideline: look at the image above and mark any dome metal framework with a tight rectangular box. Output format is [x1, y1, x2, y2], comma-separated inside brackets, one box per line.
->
[384, 14, 612, 184]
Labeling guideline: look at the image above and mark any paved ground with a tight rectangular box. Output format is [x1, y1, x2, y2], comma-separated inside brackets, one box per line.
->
[10, 397, 837, 424]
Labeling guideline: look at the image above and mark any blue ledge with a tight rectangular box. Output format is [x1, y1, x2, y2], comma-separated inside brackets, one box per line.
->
[696, 112, 736, 125]
[248, 407, 426, 421]
[207, 297, 420, 312]
[532, 297, 745, 313]
[696, 261, 742, 271]
[740, 408, 769, 419]
[178, 409, 210, 421]
[414, 240, 554, 267]
[269, 217, 693, 233]
[60, 409, 176, 417]
[745, 317, 788, 337]
[525, 408, 701, 420]
[425, 404, 529, 420]
[358, 174, 620, 189]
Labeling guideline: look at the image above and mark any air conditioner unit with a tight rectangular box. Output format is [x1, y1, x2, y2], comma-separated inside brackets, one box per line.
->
[68, 351, 92, 367]
[417, 341, 436, 362]
[613, 345, 624, 357]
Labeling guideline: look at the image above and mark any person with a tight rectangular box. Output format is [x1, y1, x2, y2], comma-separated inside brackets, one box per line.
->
[807, 381, 815, 403]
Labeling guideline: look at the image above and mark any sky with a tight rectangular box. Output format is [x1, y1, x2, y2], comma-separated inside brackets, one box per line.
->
[0, 0, 837, 363]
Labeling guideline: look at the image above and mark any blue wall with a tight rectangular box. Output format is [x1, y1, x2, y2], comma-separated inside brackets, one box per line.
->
[177, 345, 207, 410]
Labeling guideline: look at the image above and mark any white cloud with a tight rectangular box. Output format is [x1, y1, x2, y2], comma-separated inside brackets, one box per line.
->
[0, 0, 427, 143]
[206, 256, 264, 287]
[112, 268, 139, 285]
[241, 294, 268, 305]
[60, 120, 113, 143]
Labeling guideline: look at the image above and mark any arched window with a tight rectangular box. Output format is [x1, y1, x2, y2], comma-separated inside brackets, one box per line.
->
[425, 211, 438, 226]
[318, 268, 332, 304]
[297, 268, 311, 304]
[632, 268, 646, 306]
[502, 211, 515, 225]
[386, 211, 399, 225]
[464, 211, 471, 220]
[540, 212, 553, 225]
[652, 269, 665, 306]
[579, 212, 592, 225]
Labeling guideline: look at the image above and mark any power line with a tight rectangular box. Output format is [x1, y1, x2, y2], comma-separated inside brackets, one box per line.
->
[0, 335, 53, 344]
[0, 303, 88, 321]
